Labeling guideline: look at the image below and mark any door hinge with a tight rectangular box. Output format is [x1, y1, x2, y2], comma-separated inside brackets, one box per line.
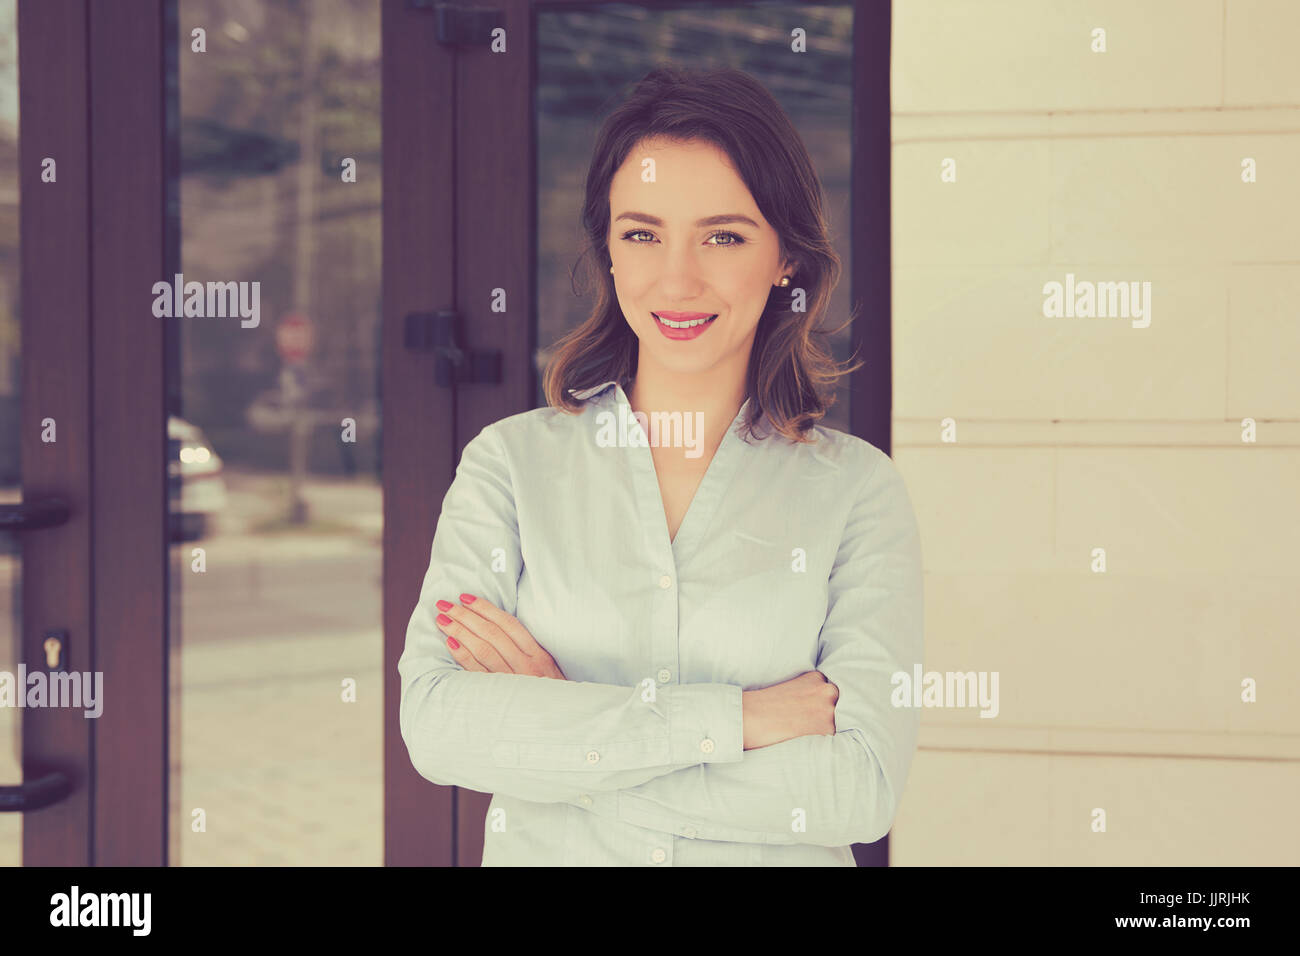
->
[404, 310, 503, 387]
[407, 1, 505, 46]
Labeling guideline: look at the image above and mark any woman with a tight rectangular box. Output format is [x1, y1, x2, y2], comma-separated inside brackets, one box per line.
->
[398, 66, 924, 866]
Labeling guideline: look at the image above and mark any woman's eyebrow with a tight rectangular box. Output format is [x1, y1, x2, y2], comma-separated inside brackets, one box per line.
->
[614, 211, 761, 229]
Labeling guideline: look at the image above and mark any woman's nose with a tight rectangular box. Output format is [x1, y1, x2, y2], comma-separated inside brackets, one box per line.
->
[655, 247, 706, 293]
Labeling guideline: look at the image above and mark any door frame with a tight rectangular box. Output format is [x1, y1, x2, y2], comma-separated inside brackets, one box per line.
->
[382, 0, 893, 867]
[17, 0, 169, 865]
[381, 0, 459, 867]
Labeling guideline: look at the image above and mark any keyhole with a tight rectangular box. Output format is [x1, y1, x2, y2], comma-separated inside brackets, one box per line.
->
[43, 636, 62, 669]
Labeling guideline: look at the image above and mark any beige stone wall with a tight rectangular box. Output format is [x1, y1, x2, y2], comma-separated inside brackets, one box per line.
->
[888, 0, 1299, 864]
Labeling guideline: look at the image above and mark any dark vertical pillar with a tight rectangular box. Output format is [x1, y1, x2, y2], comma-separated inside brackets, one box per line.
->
[88, 0, 168, 865]
[17, 0, 94, 868]
[850, 0, 894, 868]
[382, 0, 458, 867]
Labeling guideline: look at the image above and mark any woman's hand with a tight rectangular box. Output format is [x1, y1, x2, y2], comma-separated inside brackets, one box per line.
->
[435, 594, 566, 680]
[741, 671, 838, 750]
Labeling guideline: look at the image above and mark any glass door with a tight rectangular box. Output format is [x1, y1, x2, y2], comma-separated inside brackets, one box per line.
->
[167, 0, 385, 867]
[2, 0, 450, 867]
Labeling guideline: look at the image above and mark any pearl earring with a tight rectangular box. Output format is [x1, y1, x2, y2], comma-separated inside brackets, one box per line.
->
[609, 266, 614, 274]
[778, 276, 790, 287]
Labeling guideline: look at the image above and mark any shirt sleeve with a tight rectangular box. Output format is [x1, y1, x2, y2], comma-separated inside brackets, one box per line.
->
[398, 423, 746, 805]
[566, 448, 925, 847]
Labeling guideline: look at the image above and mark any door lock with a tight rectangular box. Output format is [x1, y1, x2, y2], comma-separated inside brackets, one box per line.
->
[404, 310, 503, 387]
[42, 630, 67, 671]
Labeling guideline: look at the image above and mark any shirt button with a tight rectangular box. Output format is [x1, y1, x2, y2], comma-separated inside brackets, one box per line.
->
[658, 574, 672, 589]
[682, 826, 697, 839]
[657, 668, 671, 683]
[650, 848, 667, 864]
[579, 794, 593, 807]
[699, 738, 715, 754]
[585, 750, 600, 764]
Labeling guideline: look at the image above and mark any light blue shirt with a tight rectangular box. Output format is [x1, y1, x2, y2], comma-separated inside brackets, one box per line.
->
[398, 379, 924, 866]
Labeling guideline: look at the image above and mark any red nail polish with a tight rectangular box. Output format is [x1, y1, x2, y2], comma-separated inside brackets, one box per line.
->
[436, 613, 452, 626]
[436, 599, 453, 611]
[446, 636, 460, 650]
[460, 593, 476, 604]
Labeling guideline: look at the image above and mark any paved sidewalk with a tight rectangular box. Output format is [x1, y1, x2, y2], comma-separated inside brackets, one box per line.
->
[173, 629, 384, 866]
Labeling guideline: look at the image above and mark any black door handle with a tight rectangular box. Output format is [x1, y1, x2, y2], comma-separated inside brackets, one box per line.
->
[0, 771, 72, 812]
[0, 498, 71, 531]
[0, 497, 74, 812]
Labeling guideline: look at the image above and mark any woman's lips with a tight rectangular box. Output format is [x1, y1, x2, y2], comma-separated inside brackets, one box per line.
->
[652, 311, 718, 340]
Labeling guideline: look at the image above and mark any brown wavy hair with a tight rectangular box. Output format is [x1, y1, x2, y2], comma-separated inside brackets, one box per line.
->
[541, 65, 862, 444]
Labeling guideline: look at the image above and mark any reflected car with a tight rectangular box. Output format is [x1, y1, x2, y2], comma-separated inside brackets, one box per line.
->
[168, 415, 227, 541]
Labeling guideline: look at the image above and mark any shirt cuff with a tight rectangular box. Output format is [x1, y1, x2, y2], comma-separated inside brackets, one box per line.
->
[667, 682, 744, 765]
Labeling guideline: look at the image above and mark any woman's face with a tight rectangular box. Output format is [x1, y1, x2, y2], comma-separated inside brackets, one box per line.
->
[607, 136, 793, 385]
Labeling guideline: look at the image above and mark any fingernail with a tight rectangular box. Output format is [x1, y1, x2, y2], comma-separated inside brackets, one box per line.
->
[446, 636, 460, 650]
[436, 613, 452, 626]
[436, 599, 453, 611]
[459, 593, 477, 604]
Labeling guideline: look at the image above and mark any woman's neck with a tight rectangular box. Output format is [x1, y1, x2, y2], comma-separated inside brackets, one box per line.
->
[626, 365, 747, 464]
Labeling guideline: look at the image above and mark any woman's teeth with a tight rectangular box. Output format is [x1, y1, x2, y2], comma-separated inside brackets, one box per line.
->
[654, 314, 716, 329]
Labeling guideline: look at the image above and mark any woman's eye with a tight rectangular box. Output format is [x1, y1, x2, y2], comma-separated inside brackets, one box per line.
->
[621, 230, 654, 242]
[707, 231, 746, 247]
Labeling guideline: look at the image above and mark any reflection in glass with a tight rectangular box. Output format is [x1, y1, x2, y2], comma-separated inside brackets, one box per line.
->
[535, 4, 854, 431]
[170, 0, 382, 865]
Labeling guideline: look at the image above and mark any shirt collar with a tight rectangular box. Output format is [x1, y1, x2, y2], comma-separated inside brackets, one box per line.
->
[566, 380, 622, 402]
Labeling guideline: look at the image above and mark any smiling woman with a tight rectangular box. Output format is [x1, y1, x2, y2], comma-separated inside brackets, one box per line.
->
[547, 67, 856, 444]
[398, 66, 924, 867]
